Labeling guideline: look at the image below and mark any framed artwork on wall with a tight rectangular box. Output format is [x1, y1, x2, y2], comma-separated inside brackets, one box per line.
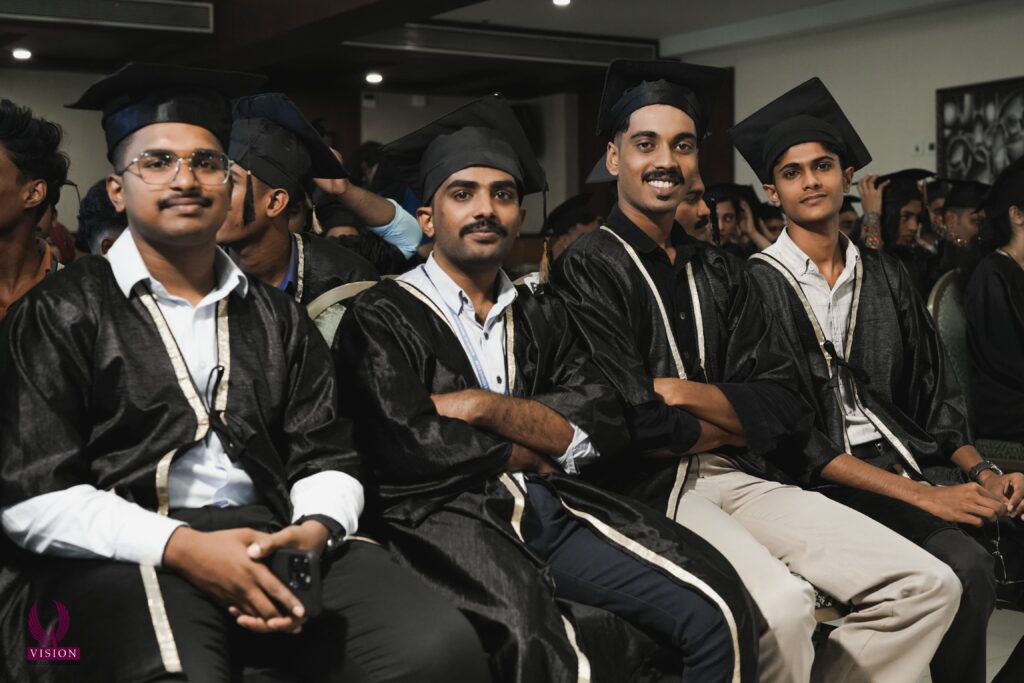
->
[937, 75, 1024, 183]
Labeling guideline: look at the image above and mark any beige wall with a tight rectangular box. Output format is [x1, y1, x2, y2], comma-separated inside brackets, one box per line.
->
[673, 0, 1024, 190]
[2, 67, 108, 232]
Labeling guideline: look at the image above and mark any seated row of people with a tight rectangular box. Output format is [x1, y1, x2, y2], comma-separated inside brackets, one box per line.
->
[1, 57, 1023, 683]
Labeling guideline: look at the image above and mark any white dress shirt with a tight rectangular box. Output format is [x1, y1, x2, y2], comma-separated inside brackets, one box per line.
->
[2, 231, 363, 567]
[369, 199, 423, 258]
[763, 229, 882, 447]
[400, 255, 597, 481]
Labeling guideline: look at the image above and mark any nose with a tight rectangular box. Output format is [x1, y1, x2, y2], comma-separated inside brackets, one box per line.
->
[697, 198, 710, 219]
[169, 157, 199, 191]
[804, 168, 822, 190]
[652, 142, 677, 173]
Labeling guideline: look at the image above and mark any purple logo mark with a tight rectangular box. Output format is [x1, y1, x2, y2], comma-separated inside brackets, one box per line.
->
[26, 600, 80, 661]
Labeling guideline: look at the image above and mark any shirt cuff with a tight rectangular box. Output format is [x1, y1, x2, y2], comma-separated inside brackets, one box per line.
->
[368, 199, 423, 258]
[555, 422, 599, 475]
[290, 471, 364, 537]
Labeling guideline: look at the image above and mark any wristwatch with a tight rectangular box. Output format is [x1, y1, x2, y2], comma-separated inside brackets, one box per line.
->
[968, 461, 1003, 483]
[295, 514, 347, 562]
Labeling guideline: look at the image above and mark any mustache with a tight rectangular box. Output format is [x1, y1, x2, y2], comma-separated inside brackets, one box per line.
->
[156, 192, 214, 210]
[642, 169, 684, 183]
[459, 217, 509, 238]
[694, 215, 710, 229]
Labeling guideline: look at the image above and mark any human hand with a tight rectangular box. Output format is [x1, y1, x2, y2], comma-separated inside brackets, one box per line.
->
[915, 482, 1007, 526]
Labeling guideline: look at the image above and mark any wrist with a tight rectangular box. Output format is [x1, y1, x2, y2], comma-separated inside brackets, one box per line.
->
[296, 520, 331, 554]
[162, 525, 198, 571]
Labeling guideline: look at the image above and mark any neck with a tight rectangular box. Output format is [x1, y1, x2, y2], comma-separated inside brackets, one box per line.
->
[131, 230, 218, 307]
[229, 221, 293, 288]
[787, 215, 846, 286]
[618, 198, 675, 252]
[1003, 230, 1024, 269]
[433, 251, 499, 322]
[0, 220, 43, 295]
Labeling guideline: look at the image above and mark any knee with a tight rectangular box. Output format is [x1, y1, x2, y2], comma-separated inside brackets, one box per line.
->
[914, 558, 964, 623]
[756, 575, 817, 644]
[394, 609, 490, 683]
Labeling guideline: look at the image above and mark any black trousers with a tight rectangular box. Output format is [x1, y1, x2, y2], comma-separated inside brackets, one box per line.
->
[823, 484, 996, 683]
[24, 505, 489, 683]
[522, 482, 734, 683]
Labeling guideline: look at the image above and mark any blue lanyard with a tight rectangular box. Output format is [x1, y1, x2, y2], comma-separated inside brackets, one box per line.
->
[422, 270, 506, 395]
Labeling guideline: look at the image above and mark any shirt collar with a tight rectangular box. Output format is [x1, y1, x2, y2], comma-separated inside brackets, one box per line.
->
[604, 204, 695, 261]
[422, 253, 517, 323]
[107, 229, 249, 302]
[277, 235, 300, 293]
[769, 226, 860, 279]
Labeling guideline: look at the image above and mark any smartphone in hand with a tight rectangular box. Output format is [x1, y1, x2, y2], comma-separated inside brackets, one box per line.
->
[268, 549, 323, 619]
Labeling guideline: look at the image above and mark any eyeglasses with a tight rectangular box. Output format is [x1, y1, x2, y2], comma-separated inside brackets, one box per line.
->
[984, 519, 1024, 587]
[118, 150, 231, 186]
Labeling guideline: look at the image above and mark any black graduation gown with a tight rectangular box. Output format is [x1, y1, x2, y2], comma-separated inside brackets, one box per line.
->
[887, 244, 940, 300]
[745, 247, 973, 487]
[334, 278, 762, 683]
[0, 255, 359, 680]
[293, 231, 378, 306]
[550, 208, 812, 513]
[965, 250, 1024, 441]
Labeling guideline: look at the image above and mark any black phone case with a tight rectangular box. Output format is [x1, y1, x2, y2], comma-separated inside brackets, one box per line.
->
[268, 548, 323, 619]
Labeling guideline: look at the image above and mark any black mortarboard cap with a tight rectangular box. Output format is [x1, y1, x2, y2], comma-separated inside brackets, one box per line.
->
[940, 179, 990, 210]
[596, 59, 727, 140]
[585, 153, 616, 185]
[874, 168, 934, 189]
[541, 193, 596, 237]
[230, 93, 347, 194]
[980, 155, 1024, 217]
[729, 77, 871, 184]
[840, 195, 861, 214]
[705, 183, 760, 212]
[66, 62, 265, 159]
[382, 94, 546, 204]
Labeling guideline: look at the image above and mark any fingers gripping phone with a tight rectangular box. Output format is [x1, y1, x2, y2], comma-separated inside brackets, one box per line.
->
[268, 549, 323, 619]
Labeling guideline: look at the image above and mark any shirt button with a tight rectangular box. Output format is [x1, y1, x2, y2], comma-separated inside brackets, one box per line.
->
[483, 333, 489, 340]
[678, 312, 687, 321]
[496, 376, 503, 384]
[683, 352, 692, 361]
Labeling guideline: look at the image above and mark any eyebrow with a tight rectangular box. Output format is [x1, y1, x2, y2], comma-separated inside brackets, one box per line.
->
[446, 179, 480, 191]
[672, 132, 698, 144]
[490, 180, 518, 192]
[629, 130, 658, 141]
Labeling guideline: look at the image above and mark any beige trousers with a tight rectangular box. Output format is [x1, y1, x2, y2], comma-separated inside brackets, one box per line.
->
[673, 456, 960, 683]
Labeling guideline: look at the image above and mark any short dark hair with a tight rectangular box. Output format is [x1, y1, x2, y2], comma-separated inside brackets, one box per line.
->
[769, 141, 848, 183]
[77, 179, 127, 254]
[0, 99, 70, 219]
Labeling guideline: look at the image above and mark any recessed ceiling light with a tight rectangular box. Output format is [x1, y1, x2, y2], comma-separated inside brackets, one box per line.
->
[365, 72, 383, 84]
[12, 48, 32, 60]
[553, 0, 571, 6]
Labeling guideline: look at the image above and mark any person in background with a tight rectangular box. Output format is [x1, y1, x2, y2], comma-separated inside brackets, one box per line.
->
[76, 178, 128, 256]
[935, 179, 989, 277]
[538, 193, 601, 281]
[838, 195, 860, 237]
[0, 98, 68, 322]
[675, 171, 713, 243]
[759, 202, 785, 242]
[315, 200, 409, 276]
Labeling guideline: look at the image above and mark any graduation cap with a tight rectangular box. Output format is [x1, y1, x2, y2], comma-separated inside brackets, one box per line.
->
[874, 168, 934, 190]
[940, 179, 990, 210]
[382, 94, 546, 204]
[66, 62, 265, 160]
[541, 193, 597, 238]
[596, 59, 728, 140]
[729, 77, 871, 184]
[980, 155, 1024, 218]
[585, 153, 616, 185]
[229, 93, 347, 224]
[840, 195, 861, 214]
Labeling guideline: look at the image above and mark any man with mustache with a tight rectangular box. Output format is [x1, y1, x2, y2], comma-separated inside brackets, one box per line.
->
[552, 61, 959, 683]
[675, 172, 713, 243]
[335, 94, 763, 683]
[0, 63, 486, 682]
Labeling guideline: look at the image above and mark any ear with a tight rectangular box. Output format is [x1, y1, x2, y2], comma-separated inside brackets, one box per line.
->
[22, 179, 47, 212]
[842, 166, 855, 192]
[763, 183, 781, 207]
[107, 174, 126, 213]
[416, 206, 435, 239]
[606, 140, 620, 178]
[265, 188, 290, 219]
[100, 237, 115, 255]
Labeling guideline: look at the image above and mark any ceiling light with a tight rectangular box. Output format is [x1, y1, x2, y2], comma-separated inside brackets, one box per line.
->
[553, 0, 571, 6]
[365, 72, 383, 84]
[11, 48, 32, 60]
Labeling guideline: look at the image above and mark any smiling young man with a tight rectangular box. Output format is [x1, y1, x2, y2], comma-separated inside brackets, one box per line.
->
[735, 77, 1022, 683]
[552, 63, 960, 683]
[0, 63, 485, 683]
[335, 94, 763, 683]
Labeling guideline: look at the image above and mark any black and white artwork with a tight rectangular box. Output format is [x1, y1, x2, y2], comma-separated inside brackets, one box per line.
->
[937, 76, 1024, 183]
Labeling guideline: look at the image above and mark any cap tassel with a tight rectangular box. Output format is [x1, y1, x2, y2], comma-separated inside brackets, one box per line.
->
[310, 198, 323, 235]
[243, 169, 255, 225]
[539, 237, 551, 283]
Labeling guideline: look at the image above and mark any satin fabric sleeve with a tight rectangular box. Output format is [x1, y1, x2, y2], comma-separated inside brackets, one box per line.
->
[965, 260, 1024, 400]
[889, 259, 973, 457]
[334, 294, 512, 490]
[551, 247, 703, 454]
